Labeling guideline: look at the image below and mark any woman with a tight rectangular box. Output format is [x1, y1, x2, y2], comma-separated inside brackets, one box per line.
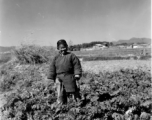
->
[47, 39, 82, 104]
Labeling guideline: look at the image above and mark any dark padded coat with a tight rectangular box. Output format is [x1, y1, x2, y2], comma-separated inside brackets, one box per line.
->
[47, 52, 82, 92]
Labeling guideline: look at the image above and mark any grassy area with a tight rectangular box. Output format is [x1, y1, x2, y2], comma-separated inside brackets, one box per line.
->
[82, 60, 151, 74]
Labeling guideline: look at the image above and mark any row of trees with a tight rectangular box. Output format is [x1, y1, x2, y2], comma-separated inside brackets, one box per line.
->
[68, 41, 113, 51]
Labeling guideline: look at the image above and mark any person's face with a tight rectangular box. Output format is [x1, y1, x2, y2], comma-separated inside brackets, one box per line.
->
[58, 44, 67, 55]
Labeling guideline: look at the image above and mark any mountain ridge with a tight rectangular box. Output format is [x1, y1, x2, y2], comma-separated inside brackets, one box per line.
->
[0, 46, 15, 53]
[113, 37, 151, 45]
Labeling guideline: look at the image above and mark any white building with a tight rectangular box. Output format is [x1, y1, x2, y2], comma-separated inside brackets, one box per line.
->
[93, 44, 107, 50]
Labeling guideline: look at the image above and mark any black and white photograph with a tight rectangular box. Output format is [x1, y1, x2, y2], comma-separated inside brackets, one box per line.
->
[0, 0, 151, 120]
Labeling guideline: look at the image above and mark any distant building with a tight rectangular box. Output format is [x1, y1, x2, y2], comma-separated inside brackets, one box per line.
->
[80, 44, 107, 51]
[92, 44, 107, 50]
[117, 43, 150, 49]
[132, 44, 150, 49]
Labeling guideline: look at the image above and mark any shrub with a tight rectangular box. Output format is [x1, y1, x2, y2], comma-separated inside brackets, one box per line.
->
[140, 55, 151, 60]
[14, 44, 56, 64]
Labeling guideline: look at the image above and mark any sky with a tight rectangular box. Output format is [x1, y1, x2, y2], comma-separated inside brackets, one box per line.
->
[0, 0, 151, 46]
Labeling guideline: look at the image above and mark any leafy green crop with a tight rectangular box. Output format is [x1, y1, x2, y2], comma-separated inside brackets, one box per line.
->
[0, 64, 151, 120]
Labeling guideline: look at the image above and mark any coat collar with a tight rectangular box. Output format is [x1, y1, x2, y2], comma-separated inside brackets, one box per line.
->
[59, 51, 69, 56]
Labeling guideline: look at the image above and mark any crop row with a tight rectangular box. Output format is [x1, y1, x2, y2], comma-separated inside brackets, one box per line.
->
[0, 62, 151, 120]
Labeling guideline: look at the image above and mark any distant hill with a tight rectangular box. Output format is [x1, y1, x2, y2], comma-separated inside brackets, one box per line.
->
[113, 38, 151, 45]
[0, 46, 15, 53]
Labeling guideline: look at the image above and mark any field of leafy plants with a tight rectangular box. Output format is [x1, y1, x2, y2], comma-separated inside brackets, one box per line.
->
[0, 45, 151, 120]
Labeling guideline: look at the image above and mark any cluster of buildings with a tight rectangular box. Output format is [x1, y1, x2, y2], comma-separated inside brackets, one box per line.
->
[80, 43, 151, 51]
[81, 44, 108, 51]
[117, 44, 151, 49]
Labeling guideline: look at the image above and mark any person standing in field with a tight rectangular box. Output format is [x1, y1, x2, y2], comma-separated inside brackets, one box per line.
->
[47, 39, 82, 104]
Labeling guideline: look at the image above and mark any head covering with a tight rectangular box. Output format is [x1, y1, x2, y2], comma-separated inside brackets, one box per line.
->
[57, 39, 68, 50]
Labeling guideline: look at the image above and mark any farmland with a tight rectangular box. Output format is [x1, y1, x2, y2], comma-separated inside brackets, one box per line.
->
[74, 48, 151, 57]
[82, 60, 151, 73]
[0, 52, 12, 65]
[73, 48, 151, 61]
[0, 45, 151, 120]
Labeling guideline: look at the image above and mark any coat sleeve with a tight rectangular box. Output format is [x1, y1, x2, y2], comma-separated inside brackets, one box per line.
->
[47, 56, 56, 81]
[71, 53, 82, 76]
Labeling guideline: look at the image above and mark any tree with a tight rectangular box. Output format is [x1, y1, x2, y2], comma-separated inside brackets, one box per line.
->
[68, 40, 74, 51]
[68, 40, 73, 47]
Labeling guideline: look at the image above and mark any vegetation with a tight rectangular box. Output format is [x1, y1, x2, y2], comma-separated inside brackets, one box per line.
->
[74, 48, 151, 61]
[0, 63, 151, 120]
[0, 44, 151, 120]
[74, 48, 151, 57]
[0, 45, 151, 64]
[82, 60, 151, 74]
[14, 44, 56, 64]
[68, 37, 151, 51]
[79, 55, 151, 61]
[69, 41, 111, 51]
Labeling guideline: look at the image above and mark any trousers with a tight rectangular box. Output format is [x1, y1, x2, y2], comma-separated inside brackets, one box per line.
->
[55, 78, 81, 104]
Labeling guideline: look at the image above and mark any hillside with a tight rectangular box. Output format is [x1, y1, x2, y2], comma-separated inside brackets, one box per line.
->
[113, 38, 151, 45]
[0, 46, 15, 53]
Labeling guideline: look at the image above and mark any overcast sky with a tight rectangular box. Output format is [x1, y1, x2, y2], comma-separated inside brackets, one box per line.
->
[0, 0, 151, 46]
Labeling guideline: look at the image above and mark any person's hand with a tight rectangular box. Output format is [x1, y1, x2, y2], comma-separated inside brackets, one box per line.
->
[46, 79, 55, 90]
[75, 75, 81, 89]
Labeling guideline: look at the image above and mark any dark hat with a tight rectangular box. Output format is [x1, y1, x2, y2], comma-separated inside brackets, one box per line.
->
[57, 39, 68, 49]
